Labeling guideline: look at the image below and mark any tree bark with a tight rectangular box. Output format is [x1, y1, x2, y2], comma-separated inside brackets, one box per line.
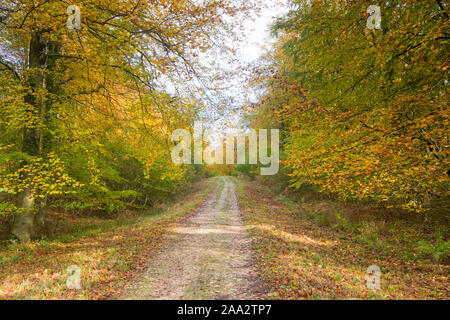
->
[11, 31, 48, 242]
[33, 41, 60, 233]
[35, 196, 47, 230]
[11, 186, 35, 242]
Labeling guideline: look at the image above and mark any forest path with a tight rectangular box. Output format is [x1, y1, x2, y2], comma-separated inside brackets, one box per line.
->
[119, 177, 264, 299]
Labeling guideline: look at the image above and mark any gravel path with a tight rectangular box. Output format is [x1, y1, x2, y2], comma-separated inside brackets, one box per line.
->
[119, 177, 265, 299]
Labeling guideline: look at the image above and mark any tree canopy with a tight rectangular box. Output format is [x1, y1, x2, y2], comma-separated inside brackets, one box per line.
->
[249, 0, 449, 211]
[0, 0, 254, 241]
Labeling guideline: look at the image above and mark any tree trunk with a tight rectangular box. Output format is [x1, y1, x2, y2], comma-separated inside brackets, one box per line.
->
[35, 196, 47, 230]
[33, 41, 60, 234]
[11, 186, 35, 242]
[11, 32, 48, 242]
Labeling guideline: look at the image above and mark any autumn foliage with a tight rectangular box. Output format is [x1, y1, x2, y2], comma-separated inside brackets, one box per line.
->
[250, 0, 449, 212]
[0, 0, 253, 241]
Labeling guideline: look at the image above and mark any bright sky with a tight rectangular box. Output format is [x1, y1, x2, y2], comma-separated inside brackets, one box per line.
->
[160, 0, 289, 128]
[213, 0, 288, 128]
[237, 1, 288, 63]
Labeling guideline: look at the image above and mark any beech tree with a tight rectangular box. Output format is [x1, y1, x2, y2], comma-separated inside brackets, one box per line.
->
[250, 0, 449, 211]
[0, 0, 253, 241]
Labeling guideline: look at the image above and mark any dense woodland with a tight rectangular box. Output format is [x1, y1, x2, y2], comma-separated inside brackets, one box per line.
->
[248, 0, 448, 213]
[0, 0, 448, 300]
[0, 0, 254, 242]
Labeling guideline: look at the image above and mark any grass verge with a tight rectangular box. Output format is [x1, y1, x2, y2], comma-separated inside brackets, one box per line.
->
[235, 178, 449, 300]
[0, 178, 216, 299]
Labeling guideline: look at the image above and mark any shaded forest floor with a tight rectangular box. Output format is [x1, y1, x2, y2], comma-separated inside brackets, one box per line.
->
[0, 178, 216, 299]
[235, 177, 449, 299]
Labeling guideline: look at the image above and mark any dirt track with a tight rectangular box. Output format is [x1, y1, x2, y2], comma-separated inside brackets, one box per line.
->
[120, 177, 264, 299]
